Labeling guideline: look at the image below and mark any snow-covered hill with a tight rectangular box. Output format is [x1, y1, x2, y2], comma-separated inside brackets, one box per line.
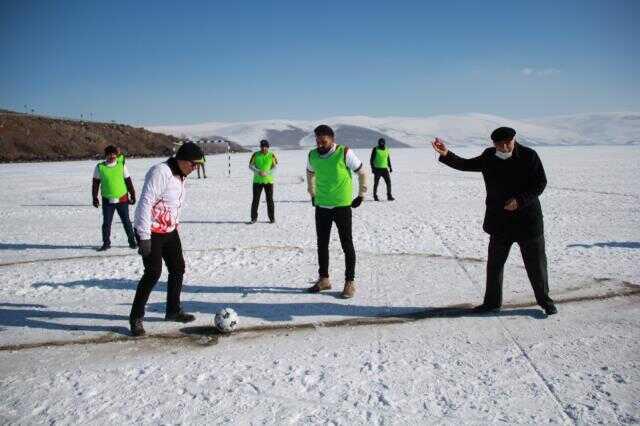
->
[147, 112, 640, 148]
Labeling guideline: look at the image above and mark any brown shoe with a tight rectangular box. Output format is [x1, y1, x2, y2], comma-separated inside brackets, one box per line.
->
[341, 281, 356, 299]
[307, 277, 331, 293]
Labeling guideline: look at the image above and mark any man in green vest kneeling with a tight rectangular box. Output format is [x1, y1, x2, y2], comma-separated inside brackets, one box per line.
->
[92, 145, 137, 251]
[306, 125, 367, 299]
[249, 139, 278, 223]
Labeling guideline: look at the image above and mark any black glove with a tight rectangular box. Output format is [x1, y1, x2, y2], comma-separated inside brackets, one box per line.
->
[311, 197, 316, 207]
[137, 239, 151, 257]
[92, 197, 99, 208]
[389, 168, 393, 173]
[351, 196, 363, 208]
[129, 193, 136, 205]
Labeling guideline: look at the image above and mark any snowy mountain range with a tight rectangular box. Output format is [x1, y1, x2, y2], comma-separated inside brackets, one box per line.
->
[147, 112, 640, 148]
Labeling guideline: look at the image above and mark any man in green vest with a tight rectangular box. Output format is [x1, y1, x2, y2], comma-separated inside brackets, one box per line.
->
[249, 139, 278, 223]
[306, 124, 367, 298]
[370, 138, 394, 201]
[92, 145, 137, 251]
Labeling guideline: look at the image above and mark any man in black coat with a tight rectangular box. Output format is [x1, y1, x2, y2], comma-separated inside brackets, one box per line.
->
[431, 127, 557, 316]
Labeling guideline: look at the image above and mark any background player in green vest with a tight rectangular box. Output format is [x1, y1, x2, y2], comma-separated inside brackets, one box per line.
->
[306, 125, 367, 299]
[370, 138, 394, 201]
[249, 139, 278, 223]
[92, 145, 137, 251]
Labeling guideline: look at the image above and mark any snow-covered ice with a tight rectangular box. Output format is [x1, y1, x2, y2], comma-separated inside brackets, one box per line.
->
[0, 146, 639, 423]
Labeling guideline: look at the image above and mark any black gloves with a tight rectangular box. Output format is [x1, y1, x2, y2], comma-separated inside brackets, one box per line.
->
[129, 193, 136, 205]
[351, 196, 363, 208]
[389, 168, 393, 173]
[92, 198, 99, 208]
[138, 239, 151, 257]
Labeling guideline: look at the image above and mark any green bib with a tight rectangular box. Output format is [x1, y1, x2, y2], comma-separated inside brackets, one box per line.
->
[98, 162, 128, 199]
[309, 145, 352, 207]
[252, 151, 276, 184]
[373, 147, 390, 169]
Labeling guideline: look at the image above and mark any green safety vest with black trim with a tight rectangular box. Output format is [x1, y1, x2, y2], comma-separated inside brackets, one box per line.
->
[252, 151, 276, 184]
[97, 161, 128, 199]
[373, 147, 390, 169]
[309, 145, 352, 207]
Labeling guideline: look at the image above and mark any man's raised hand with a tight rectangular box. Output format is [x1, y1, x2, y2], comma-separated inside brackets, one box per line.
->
[431, 137, 448, 156]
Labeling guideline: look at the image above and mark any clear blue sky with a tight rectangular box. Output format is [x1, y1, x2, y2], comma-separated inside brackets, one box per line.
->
[1, 0, 638, 126]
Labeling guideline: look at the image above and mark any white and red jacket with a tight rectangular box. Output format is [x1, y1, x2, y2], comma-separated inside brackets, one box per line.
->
[134, 158, 186, 240]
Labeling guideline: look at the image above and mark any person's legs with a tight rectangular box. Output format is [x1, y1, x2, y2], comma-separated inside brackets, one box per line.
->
[382, 170, 393, 199]
[101, 201, 116, 247]
[518, 235, 555, 310]
[130, 233, 165, 321]
[162, 230, 187, 317]
[250, 183, 264, 222]
[334, 207, 355, 281]
[115, 202, 136, 247]
[315, 207, 333, 279]
[373, 170, 381, 200]
[265, 184, 275, 222]
[483, 235, 513, 308]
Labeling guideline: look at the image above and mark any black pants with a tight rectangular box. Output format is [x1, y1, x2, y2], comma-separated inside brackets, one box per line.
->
[315, 207, 355, 281]
[484, 234, 554, 308]
[130, 230, 186, 320]
[101, 199, 135, 246]
[373, 168, 392, 198]
[251, 183, 275, 222]
[197, 163, 206, 178]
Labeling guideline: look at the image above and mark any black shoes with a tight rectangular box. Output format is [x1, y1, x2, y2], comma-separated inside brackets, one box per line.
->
[387, 195, 395, 201]
[543, 304, 558, 315]
[97, 244, 110, 252]
[373, 195, 380, 201]
[165, 311, 196, 323]
[472, 304, 501, 314]
[130, 318, 145, 336]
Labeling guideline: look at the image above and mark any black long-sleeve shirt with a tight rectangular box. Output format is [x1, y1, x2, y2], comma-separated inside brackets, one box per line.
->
[439, 143, 547, 240]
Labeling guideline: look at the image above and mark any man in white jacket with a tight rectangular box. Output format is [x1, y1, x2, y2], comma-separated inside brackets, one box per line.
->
[129, 142, 204, 336]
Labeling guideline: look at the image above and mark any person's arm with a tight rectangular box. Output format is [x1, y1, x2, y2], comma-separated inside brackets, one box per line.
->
[306, 154, 316, 205]
[134, 166, 167, 241]
[92, 165, 100, 207]
[248, 153, 260, 173]
[432, 138, 483, 172]
[125, 177, 136, 204]
[515, 151, 547, 208]
[345, 148, 367, 207]
[370, 148, 376, 169]
[388, 153, 393, 172]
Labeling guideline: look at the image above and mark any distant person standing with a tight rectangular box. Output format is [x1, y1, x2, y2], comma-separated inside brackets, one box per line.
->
[370, 137, 394, 201]
[249, 139, 277, 223]
[196, 153, 207, 179]
[306, 125, 367, 299]
[431, 127, 557, 316]
[129, 142, 204, 336]
[92, 145, 137, 251]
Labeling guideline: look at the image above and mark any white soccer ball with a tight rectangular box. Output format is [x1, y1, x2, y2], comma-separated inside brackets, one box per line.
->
[214, 308, 239, 333]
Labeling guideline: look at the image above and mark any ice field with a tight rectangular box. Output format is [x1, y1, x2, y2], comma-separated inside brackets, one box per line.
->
[0, 146, 639, 424]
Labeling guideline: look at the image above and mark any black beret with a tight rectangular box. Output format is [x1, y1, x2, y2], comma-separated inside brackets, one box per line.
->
[490, 127, 516, 142]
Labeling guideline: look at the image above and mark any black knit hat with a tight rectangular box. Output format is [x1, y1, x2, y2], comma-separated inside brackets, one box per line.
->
[175, 142, 204, 163]
[490, 127, 516, 143]
[260, 139, 269, 147]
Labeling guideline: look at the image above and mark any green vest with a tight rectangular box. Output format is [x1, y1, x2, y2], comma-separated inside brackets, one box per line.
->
[252, 151, 276, 184]
[309, 145, 352, 207]
[373, 147, 390, 169]
[98, 161, 128, 199]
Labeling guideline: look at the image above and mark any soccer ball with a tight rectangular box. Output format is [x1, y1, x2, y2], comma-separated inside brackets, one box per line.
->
[214, 308, 239, 333]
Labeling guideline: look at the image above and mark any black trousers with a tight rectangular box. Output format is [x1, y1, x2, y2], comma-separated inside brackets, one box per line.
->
[251, 183, 274, 222]
[315, 206, 356, 281]
[101, 199, 135, 246]
[196, 163, 206, 178]
[130, 230, 186, 320]
[373, 168, 392, 198]
[484, 234, 554, 308]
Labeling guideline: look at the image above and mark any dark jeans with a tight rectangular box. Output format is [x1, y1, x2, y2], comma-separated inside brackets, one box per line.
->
[373, 168, 392, 198]
[315, 206, 356, 281]
[102, 199, 135, 246]
[130, 230, 186, 320]
[484, 234, 554, 308]
[251, 183, 274, 222]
